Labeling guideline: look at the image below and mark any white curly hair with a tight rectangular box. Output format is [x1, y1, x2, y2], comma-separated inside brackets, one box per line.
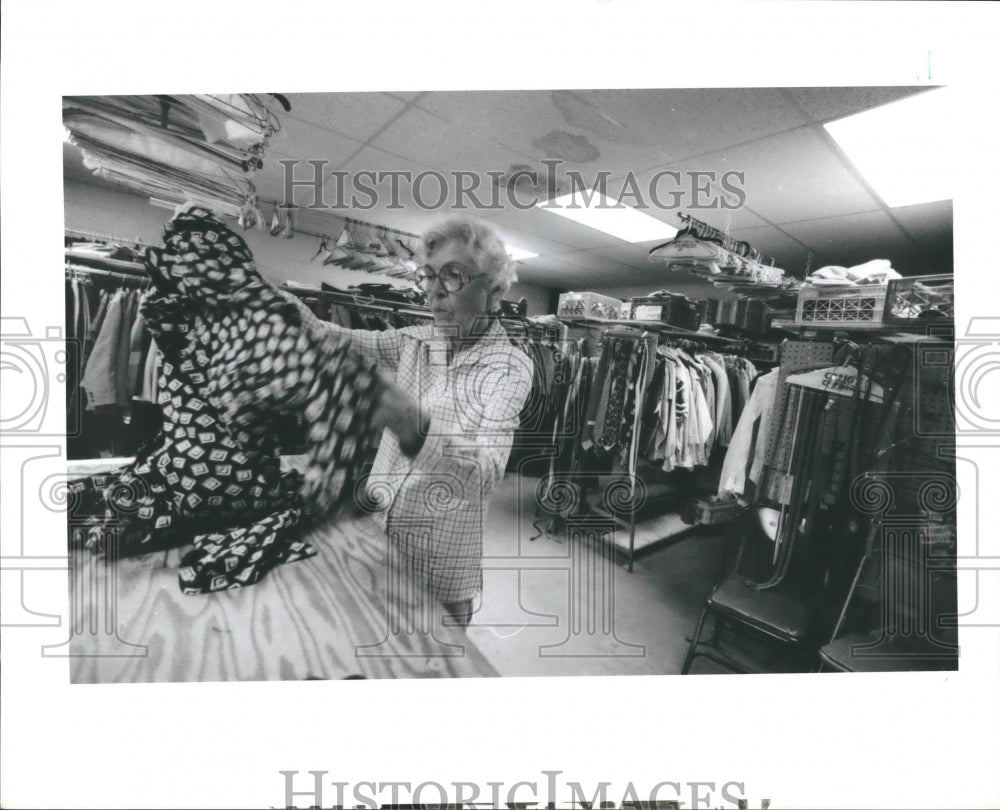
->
[419, 217, 518, 294]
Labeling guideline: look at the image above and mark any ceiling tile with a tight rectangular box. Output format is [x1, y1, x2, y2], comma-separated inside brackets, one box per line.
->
[785, 86, 932, 124]
[578, 88, 809, 160]
[514, 256, 602, 290]
[777, 210, 916, 271]
[488, 205, 628, 250]
[333, 144, 438, 210]
[890, 200, 953, 248]
[416, 89, 674, 179]
[607, 167, 772, 231]
[586, 242, 659, 270]
[282, 93, 408, 143]
[384, 91, 426, 102]
[478, 220, 576, 258]
[372, 106, 532, 179]
[696, 126, 884, 223]
[555, 249, 640, 278]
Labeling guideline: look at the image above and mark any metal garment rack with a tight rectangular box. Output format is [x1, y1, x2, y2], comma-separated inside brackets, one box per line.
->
[569, 321, 756, 571]
[65, 228, 155, 250]
[66, 263, 150, 288]
[279, 284, 432, 319]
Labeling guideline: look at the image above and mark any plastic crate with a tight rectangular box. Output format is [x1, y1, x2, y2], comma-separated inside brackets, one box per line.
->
[691, 496, 741, 525]
[557, 291, 623, 321]
[884, 274, 954, 323]
[795, 284, 888, 325]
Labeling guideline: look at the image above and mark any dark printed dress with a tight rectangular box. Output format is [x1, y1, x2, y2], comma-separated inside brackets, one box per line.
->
[69, 206, 383, 594]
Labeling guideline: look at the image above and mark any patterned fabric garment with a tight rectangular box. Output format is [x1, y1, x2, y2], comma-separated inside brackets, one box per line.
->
[595, 338, 635, 452]
[71, 206, 383, 594]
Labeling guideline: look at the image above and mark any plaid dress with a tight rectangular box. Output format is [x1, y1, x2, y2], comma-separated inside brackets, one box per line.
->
[294, 301, 533, 601]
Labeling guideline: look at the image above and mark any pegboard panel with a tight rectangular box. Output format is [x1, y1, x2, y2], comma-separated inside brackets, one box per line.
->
[763, 340, 835, 471]
[914, 342, 955, 437]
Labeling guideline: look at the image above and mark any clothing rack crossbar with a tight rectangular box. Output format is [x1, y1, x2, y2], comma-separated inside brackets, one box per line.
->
[280, 286, 431, 318]
[66, 263, 149, 285]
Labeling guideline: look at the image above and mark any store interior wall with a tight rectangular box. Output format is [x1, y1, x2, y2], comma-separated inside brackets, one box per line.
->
[63, 179, 556, 316]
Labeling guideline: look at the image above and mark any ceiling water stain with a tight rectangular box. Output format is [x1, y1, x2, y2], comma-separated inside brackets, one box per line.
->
[533, 129, 601, 162]
[550, 89, 638, 144]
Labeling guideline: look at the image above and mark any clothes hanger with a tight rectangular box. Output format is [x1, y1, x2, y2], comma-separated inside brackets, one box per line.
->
[311, 235, 331, 262]
[395, 237, 415, 259]
[269, 202, 283, 237]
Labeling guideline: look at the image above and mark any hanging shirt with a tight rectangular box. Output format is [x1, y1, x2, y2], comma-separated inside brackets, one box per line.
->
[80, 289, 124, 409]
[82, 289, 109, 371]
[717, 367, 780, 497]
[114, 290, 138, 407]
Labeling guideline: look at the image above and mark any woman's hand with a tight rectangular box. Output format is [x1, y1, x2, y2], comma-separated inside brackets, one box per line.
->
[373, 377, 428, 457]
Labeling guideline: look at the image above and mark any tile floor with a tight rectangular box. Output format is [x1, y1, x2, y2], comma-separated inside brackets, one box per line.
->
[465, 474, 729, 677]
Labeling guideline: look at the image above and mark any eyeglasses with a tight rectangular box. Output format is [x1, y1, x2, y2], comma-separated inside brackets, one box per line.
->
[415, 262, 488, 295]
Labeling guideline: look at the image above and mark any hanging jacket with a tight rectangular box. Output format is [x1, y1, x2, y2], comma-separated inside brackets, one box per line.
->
[80, 289, 124, 409]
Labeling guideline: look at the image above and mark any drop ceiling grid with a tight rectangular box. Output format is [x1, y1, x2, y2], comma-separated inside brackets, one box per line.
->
[889, 200, 953, 245]
[62, 88, 955, 289]
[780, 209, 916, 259]
[281, 93, 410, 145]
[267, 119, 363, 167]
[548, 248, 639, 276]
[331, 144, 451, 222]
[486, 205, 634, 251]
[369, 105, 535, 180]
[414, 90, 676, 180]
[602, 167, 772, 232]
[575, 88, 812, 162]
[783, 86, 932, 126]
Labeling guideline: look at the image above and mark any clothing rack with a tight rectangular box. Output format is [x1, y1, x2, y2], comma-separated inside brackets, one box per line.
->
[265, 204, 421, 244]
[563, 325, 754, 570]
[65, 228, 155, 250]
[562, 316, 759, 355]
[322, 214, 419, 243]
[677, 212, 776, 266]
[279, 284, 432, 319]
[66, 263, 150, 287]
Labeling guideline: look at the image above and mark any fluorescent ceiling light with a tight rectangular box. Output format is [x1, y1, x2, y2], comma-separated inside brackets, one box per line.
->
[507, 246, 538, 262]
[824, 88, 953, 208]
[537, 192, 678, 242]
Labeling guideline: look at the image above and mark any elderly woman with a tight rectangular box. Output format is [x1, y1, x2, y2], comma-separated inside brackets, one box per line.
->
[292, 217, 533, 628]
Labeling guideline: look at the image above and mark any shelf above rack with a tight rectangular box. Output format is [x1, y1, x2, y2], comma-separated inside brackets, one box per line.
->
[561, 316, 756, 350]
[772, 319, 954, 335]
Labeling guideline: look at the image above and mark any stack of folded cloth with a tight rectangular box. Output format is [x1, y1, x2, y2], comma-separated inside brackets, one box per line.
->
[804, 259, 901, 287]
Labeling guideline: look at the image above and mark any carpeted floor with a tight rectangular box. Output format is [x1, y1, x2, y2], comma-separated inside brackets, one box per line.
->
[465, 474, 730, 677]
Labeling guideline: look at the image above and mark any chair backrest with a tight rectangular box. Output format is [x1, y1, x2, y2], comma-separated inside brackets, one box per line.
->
[838, 522, 957, 651]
